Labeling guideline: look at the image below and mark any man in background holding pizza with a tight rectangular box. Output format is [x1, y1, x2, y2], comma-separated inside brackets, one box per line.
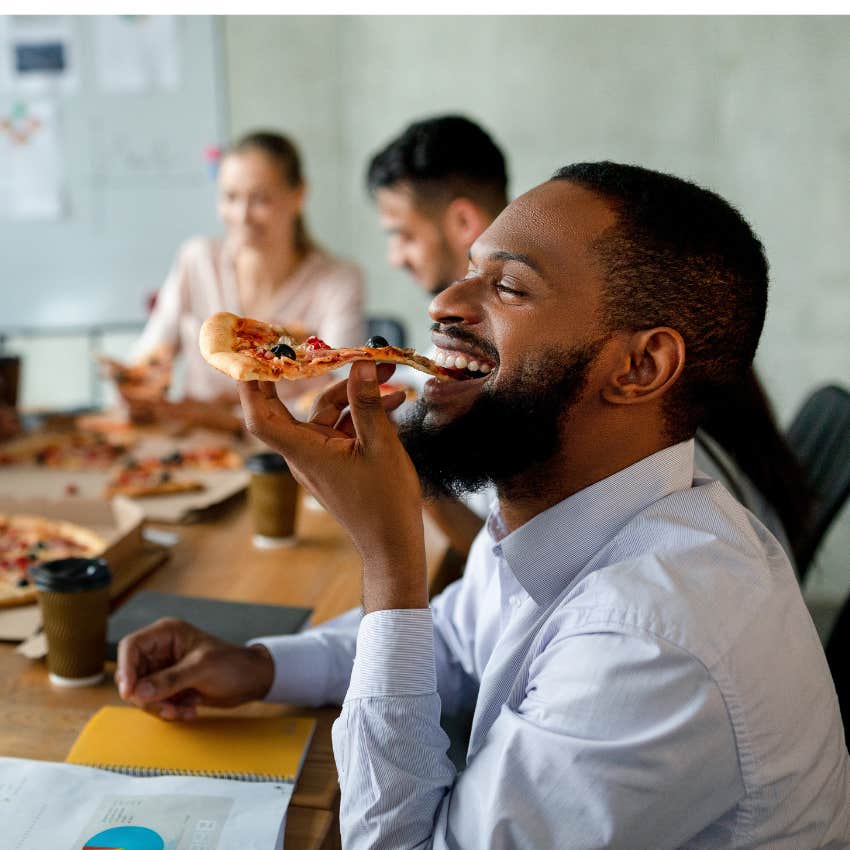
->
[117, 162, 850, 847]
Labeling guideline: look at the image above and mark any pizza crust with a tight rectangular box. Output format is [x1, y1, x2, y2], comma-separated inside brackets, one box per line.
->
[199, 312, 300, 382]
[106, 479, 205, 499]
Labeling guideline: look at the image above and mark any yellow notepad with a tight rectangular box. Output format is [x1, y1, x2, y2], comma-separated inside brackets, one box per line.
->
[66, 706, 316, 783]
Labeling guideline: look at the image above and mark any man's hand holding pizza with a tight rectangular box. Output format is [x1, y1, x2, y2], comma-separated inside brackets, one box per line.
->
[238, 361, 429, 614]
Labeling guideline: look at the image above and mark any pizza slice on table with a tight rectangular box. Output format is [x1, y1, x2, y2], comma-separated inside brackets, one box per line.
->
[0, 432, 128, 470]
[104, 465, 205, 499]
[198, 312, 485, 383]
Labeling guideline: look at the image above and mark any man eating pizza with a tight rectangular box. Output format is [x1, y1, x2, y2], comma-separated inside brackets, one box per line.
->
[117, 162, 850, 848]
[364, 113, 808, 569]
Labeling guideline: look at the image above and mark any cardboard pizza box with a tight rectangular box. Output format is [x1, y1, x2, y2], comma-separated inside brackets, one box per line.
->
[0, 466, 250, 523]
[0, 422, 252, 523]
[0, 496, 165, 643]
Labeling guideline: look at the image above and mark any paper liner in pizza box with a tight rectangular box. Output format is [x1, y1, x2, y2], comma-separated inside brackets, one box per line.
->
[0, 496, 166, 644]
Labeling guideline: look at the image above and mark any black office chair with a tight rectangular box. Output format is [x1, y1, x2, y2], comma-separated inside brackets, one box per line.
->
[366, 316, 407, 349]
[786, 385, 850, 579]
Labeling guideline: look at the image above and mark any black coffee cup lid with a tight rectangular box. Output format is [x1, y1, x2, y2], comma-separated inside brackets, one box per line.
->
[245, 452, 289, 473]
[28, 558, 111, 593]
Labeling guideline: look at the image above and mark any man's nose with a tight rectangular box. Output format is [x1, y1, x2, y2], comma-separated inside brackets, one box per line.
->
[429, 275, 483, 325]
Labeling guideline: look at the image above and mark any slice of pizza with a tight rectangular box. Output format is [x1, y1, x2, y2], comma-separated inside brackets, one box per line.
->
[163, 446, 243, 471]
[0, 515, 106, 608]
[199, 312, 466, 383]
[0, 432, 128, 470]
[95, 344, 174, 401]
[105, 465, 205, 499]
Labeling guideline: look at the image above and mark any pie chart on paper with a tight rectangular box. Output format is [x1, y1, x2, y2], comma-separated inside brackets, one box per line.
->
[82, 825, 165, 850]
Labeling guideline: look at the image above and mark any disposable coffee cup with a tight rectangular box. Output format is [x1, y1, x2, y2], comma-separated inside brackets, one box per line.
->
[246, 452, 299, 549]
[29, 558, 111, 687]
[0, 354, 20, 408]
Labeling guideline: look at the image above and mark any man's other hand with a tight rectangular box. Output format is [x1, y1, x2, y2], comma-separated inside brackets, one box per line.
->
[115, 618, 274, 721]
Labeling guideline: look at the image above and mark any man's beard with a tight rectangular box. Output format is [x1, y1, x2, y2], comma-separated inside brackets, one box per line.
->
[398, 339, 603, 499]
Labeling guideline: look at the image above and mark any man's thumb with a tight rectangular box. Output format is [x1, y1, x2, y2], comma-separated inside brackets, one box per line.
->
[132, 656, 201, 705]
[348, 360, 393, 446]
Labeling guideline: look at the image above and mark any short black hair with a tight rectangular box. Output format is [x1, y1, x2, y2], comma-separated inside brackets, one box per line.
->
[552, 162, 769, 441]
[367, 115, 508, 216]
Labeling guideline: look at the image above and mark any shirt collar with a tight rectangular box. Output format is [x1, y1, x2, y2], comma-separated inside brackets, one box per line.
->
[487, 440, 696, 607]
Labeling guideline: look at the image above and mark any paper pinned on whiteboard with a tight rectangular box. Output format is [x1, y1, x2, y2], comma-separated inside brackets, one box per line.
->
[0, 98, 64, 220]
[93, 16, 180, 94]
[0, 15, 79, 95]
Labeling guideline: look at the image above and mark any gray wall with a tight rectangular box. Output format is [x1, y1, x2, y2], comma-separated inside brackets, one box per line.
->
[225, 15, 850, 426]
[225, 15, 850, 620]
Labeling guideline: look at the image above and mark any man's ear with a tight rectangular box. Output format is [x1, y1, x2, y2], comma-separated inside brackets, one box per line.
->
[443, 198, 490, 248]
[601, 328, 686, 406]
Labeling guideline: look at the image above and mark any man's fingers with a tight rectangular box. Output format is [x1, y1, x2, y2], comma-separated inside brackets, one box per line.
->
[310, 377, 353, 427]
[238, 380, 300, 451]
[258, 380, 279, 400]
[310, 364, 398, 428]
[374, 362, 397, 384]
[347, 361, 396, 448]
[130, 654, 203, 708]
[335, 389, 407, 437]
[381, 388, 408, 415]
[115, 637, 140, 700]
[148, 691, 201, 722]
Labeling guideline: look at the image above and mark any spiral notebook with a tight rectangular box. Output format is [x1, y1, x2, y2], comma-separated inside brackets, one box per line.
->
[66, 706, 316, 783]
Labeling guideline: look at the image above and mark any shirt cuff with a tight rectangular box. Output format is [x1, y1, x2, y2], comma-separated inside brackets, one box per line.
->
[249, 632, 336, 705]
[346, 608, 436, 700]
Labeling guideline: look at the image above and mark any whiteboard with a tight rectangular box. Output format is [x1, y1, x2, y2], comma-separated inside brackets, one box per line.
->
[0, 16, 225, 330]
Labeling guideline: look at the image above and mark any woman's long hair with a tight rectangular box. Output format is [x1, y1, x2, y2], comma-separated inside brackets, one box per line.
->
[228, 130, 313, 255]
[701, 367, 811, 560]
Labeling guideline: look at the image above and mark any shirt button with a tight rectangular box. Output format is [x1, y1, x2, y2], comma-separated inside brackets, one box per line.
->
[510, 594, 523, 609]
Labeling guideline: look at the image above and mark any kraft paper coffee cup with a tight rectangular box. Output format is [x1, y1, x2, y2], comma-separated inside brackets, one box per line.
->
[0, 354, 20, 408]
[29, 558, 111, 687]
[246, 453, 299, 549]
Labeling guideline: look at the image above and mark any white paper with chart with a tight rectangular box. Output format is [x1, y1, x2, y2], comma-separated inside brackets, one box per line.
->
[0, 757, 291, 850]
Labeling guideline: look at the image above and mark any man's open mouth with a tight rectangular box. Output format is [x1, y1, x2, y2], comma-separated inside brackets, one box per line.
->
[432, 339, 498, 382]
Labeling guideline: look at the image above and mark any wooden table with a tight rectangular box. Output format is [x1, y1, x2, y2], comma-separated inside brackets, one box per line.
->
[0, 490, 452, 850]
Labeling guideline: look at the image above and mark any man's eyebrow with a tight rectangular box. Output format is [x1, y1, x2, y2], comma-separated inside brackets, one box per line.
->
[468, 248, 543, 276]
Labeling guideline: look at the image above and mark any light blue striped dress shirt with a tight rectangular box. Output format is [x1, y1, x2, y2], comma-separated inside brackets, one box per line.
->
[258, 440, 850, 849]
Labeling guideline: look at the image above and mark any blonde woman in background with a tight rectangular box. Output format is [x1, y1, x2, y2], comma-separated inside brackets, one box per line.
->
[109, 130, 364, 431]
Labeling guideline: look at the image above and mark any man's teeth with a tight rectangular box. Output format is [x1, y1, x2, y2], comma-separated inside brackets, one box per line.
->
[433, 350, 492, 374]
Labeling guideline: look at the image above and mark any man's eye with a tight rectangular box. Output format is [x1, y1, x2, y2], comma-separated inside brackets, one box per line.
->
[495, 282, 524, 298]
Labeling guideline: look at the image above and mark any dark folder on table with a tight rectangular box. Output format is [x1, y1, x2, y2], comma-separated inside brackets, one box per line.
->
[106, 591, 312, 661]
